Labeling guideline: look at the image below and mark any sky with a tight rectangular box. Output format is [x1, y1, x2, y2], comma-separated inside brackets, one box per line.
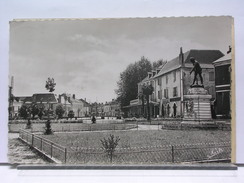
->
[9, 16, 232, 103]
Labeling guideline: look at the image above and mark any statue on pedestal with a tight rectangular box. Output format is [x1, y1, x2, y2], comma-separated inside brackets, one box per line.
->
[189, 57, 203, 87]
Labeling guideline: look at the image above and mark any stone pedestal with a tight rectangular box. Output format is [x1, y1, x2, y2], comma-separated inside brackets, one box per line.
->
[182, 86, 213, 124]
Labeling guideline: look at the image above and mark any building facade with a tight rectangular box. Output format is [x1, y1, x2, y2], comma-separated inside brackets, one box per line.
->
[213, 53, 232, 118]
[126, 48, 224, 118]
[103, 99, 121, 117]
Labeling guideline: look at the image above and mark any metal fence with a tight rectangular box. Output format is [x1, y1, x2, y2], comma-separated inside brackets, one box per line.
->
[68, 142, 231, 164]
[19, 129, 231, 164]
[19, 129, 67, 163]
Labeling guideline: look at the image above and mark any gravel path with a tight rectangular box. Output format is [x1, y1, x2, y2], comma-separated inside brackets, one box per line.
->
[8, 133, 50, 164]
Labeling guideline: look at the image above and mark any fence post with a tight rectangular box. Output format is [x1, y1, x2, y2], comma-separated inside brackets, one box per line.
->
[64, 148, 67, 164]
[26, 132, 28, 144]
[31, 134, 34, 146]
[40, 138, 43, 151]
[171, 146, 174, 163]
[50, 143, 53, 158]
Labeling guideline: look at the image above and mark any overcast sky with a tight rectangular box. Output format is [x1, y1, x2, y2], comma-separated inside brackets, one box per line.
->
[9, 16, 232, 103]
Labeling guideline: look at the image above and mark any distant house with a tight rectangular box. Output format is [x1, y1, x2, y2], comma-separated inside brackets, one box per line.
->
[103, 99, 121, 117]
[11, 96, 31, 118]
[58, 93, 72, 116]
[58, 94, 91, 117]
[213, 53, 232, 118]
[79, 98, 91, 117]
[91, 102, 104, 117]
[32, 93, 59, 111]
[125, 48, 224, 118]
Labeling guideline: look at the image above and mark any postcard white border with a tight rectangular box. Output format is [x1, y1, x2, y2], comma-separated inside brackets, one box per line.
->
[0, 1, 244, 182]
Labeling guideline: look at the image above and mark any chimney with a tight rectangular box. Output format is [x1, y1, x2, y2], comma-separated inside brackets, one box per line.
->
[85, 98, 86, 101]
[227, 45, 232, 54]
[73, 94, 75, 99]
[179, 47, 184, 66]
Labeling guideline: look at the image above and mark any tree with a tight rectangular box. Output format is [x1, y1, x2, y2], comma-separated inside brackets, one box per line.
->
[115, 56, 152, 108]
[30, 103, 39, 119]
[44, 119, 53, 135]
[38, 105, 44, 119]
[152, 59, 167, 70]
[19, 104, 29, 119]
[56, 104, 65, 119]
[45, 77, 56, 92]
[44, 78, 56, 135]
[68, 110, 74, 119]
[100, 134, 120, 163]
[142, 84, 154, 121]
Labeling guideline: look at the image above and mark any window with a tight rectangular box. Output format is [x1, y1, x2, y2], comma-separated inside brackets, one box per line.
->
[166, 75, 168, 84]
[209, 72, 214, 81]
[173, 87, 178, 97]
[158, 90, 162, 99]
[173, 71, 176, 82]
[164, 89, 168, 99]
[157, 78, 162, 86]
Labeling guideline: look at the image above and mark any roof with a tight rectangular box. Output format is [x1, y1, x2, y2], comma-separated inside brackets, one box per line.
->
[213, 53, 232, 64]
[32, 93, 58, 103]
[155, 49, 224, 78]
[23, 97, 33, 103]
[79, 98, 90, 106]
[14, 96, 31, 102]
[139, 61, 168, 84]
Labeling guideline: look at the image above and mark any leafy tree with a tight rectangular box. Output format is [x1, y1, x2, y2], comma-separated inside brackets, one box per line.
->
[44, 119, 53, 135]
[115, 56, 152, 108]
[142, 84, 154, 121]
[152, 59, 167, 70]
[55, 104, 65, 119]
[19, 104, 29, 119]
[91, 116, 96, 123]
[38, 105, 44, 119]
[30, 103, 39, 119]
[100, 134, 120, 163]
[68, 110, 75, 119]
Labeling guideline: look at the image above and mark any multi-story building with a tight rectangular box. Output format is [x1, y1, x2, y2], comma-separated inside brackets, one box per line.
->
[212, 51, 232, 118]
[58, 94, 91, 117]
[126, 48, 224, 118]
[103, 99, 121, 117]
[91, 102, 104, 117]
[32, 93, 59, 110]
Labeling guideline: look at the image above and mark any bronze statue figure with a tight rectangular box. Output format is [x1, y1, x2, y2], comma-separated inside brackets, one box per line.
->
[189, 57, 203, 87]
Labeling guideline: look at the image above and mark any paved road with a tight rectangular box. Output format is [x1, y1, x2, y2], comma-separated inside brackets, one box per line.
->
[131, 124, 163, 130]
[8, 133, 50, 164]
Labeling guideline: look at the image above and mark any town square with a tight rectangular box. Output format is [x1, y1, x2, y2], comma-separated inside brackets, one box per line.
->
[8, 17, 233, 165]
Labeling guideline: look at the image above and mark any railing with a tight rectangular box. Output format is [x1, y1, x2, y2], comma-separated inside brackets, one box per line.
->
[19, 129, 67, 163]
[68, 142, 231, 164]
[18, 129, 231, 164]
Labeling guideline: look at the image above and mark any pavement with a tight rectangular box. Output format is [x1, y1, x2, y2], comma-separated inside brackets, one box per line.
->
[8, 133, 50, 164]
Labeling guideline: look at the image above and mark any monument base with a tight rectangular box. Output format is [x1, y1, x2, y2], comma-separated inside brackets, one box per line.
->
[182, 87, 214, 124]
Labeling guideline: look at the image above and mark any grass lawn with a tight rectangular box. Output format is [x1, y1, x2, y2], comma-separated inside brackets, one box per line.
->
[41, 129, 231, 150]
[38, 129, 231, 164]
[9, 123, 137, 133]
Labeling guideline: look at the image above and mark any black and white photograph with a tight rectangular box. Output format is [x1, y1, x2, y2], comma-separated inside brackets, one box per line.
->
[8, 16, 234, 165]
